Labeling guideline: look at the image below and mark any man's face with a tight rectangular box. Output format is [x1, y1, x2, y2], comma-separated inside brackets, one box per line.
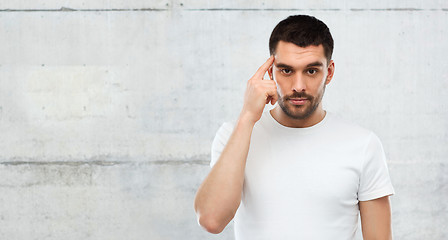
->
[269, 41, 334, 120]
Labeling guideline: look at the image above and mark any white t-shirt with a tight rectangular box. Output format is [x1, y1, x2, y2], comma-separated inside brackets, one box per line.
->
[211, 111, 395, 240]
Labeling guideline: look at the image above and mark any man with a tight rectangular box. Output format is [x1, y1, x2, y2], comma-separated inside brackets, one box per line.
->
[194, 15, 395, 240]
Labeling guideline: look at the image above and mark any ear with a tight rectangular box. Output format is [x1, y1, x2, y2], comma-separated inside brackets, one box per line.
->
[325, 60, 335, 85]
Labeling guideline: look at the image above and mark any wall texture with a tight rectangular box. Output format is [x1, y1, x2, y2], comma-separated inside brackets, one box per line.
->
[0, 1, 447, 239]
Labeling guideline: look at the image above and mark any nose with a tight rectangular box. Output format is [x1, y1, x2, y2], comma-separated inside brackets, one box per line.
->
[292, 73, 306, 92]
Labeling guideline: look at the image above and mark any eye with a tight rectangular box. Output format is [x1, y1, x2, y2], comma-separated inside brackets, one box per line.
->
[307, 69, 318, 75]
[281, 69, 292, 74]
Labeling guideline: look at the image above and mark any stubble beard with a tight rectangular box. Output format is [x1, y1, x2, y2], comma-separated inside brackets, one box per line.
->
[277, 85, 326, 120]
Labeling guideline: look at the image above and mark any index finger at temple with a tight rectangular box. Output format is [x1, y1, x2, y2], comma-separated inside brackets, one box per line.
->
[254, 55, 274, 79]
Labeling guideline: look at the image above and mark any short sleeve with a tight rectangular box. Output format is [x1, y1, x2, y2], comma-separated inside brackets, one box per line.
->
[358, 132, 395, 201]
[210, 122, 235, 168]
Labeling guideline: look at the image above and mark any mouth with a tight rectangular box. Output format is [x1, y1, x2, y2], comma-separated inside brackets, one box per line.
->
[288, 98, 309, 106]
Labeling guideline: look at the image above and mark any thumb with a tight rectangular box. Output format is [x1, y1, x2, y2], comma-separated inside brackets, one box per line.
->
[266, 96, 272, 104]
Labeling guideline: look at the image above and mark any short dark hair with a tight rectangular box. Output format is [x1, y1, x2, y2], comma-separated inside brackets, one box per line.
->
[269, 15, 334, 63]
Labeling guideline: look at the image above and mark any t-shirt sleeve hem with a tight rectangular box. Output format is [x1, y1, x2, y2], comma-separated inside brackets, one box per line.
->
[358, 185, 395, 201]
[210, 122, 235, 168]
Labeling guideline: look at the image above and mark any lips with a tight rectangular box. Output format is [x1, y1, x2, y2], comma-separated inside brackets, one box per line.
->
[289, 98, 308, 105]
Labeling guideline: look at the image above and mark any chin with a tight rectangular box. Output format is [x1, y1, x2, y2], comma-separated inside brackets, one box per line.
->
[285, 108, 313, 120]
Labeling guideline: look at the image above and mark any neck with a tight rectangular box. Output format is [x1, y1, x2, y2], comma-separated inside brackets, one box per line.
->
[270, 105, 326, 128]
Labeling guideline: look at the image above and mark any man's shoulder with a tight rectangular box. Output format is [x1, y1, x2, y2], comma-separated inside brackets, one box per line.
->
[214, 111, 271, 135]
[216, 121, 235, 136]
[326, 112, 376, 139]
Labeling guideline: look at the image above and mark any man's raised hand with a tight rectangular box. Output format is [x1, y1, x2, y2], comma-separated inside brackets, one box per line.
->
[239, 56, 277, 125]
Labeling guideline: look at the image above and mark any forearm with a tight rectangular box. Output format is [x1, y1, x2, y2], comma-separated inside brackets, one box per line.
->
[194, 115, 255, 233]
[360, 196, 393, 240]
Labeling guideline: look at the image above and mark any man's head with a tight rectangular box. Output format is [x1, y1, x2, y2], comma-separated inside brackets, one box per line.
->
[268, 15, 335, 121]
[269, 15, 333, 64]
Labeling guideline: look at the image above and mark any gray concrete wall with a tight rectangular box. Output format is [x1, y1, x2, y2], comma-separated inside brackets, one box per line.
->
[0, 1, 447, 239]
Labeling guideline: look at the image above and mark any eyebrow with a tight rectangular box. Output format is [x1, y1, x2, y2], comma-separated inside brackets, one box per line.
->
[275, 61, 324, 69]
